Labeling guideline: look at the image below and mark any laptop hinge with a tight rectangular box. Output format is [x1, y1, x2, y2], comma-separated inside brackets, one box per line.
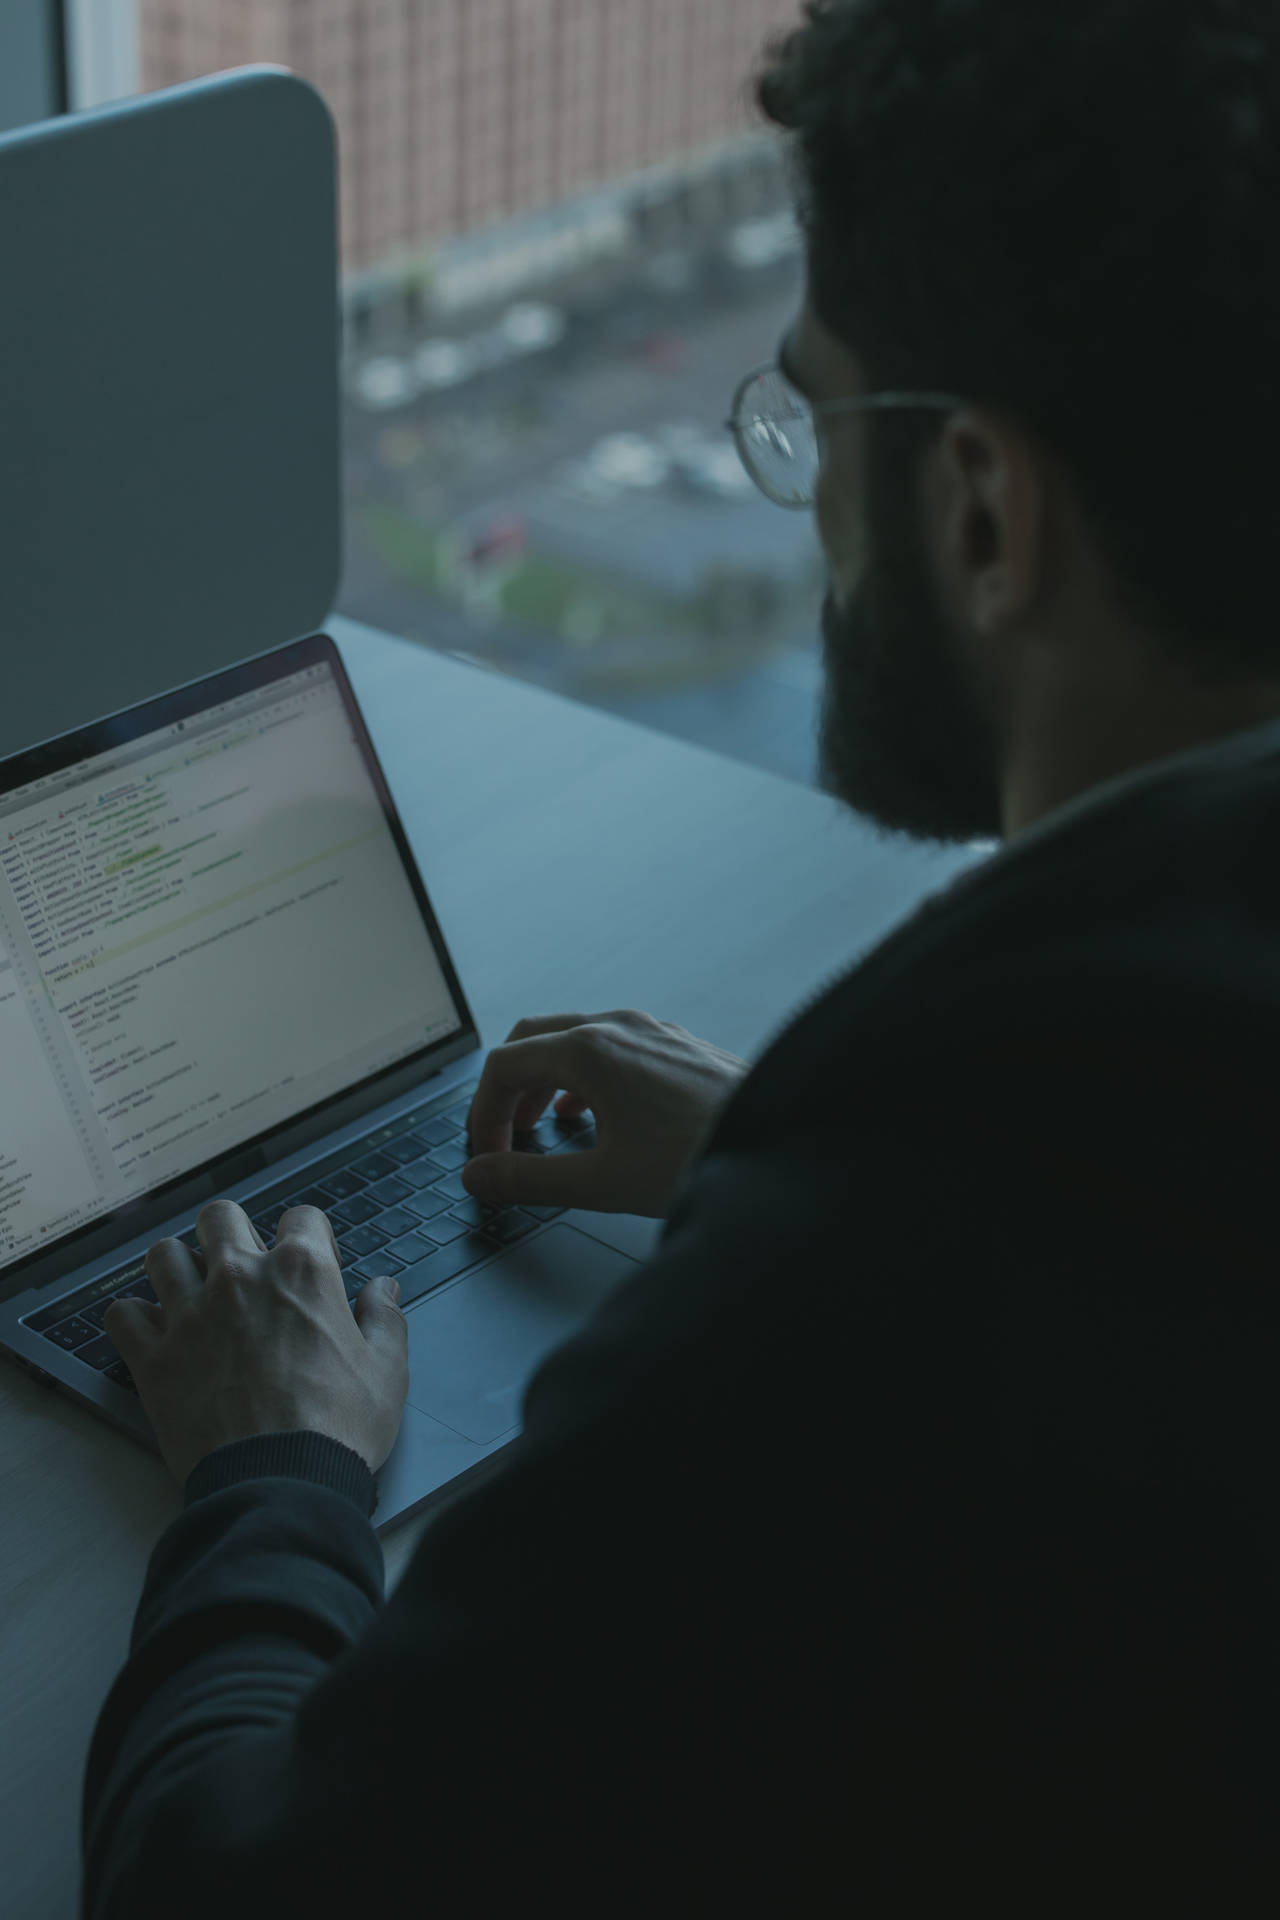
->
[212, 1145, 268, 1193]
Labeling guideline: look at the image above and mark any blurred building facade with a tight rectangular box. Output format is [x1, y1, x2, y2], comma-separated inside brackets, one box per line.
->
[136, 0, 795, 329]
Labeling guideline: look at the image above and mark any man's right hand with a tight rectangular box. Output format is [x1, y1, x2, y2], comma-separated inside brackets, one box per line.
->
[462, 1009, 750, 1219]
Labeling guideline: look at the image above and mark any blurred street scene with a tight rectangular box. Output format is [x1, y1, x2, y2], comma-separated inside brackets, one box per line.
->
[126, 3, 828, 786]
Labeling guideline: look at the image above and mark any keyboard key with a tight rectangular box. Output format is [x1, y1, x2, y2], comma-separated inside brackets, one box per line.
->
[483, 1209, 540, 1246]
[421, 1214, 469, 1246]
[432, 1169, 469, 1204]
[329, 1192, 381, 1229]
[395, 1230, 496, 1308]
[105, 1360, 137, 1394]
[23, 1260, 147, 1333]
[283, 1187, 333, 1214]
[338, 1222, 389, 1261]
[395, 1155, 442, 1190]
[408, 1117, 453, 1149]
[351, 1251, 405, 1282]
[370, 1205, 420, 1240]
[75, 1332, 122, 1371]
[352, 1149, 398, 1181]
[318, 1168, 367, 1201]
[423, 1139, 468, 1172]
[80, 1289, 153, 1331]
[118, 1277, 159, 1306]
[449, 1196, 506, 1231]
[367, 1173, 412, 1206]
[386, 1229, 441, 1264]
[380, 1135, 428, 1167]
[402, 1189, 454, 1224]
[41, 1315, 99, 1352]
[531, 1116, 594, 1151]
[521, 1203, 567, 1221]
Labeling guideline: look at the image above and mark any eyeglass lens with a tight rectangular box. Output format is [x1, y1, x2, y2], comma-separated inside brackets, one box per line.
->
[736, 368, 819, 507]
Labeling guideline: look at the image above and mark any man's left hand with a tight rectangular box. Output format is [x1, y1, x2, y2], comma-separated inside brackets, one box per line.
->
[103, 1199, 410, 1490]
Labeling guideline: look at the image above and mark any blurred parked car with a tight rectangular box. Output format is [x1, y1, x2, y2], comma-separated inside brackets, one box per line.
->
[586, 433, 672, 489]
[653, 423, 755, 501]
[500, 303, 567, 353]
[350, 355, 417, 411]
[677, 444, 755, 501]
[412, 339, 477, 389]
[653, 421, 708, 457]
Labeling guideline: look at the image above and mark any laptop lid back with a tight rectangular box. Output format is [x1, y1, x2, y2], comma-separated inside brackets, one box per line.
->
[0, 66, 341, 762]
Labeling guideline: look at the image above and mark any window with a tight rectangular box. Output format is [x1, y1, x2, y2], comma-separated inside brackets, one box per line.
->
[11, 0, 820, 789]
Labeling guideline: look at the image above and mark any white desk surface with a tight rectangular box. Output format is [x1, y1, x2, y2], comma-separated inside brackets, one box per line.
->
[0, 612, 987, 1919]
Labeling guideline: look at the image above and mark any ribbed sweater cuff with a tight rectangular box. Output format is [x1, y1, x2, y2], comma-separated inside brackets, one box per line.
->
[182, 1429, 377, 1517]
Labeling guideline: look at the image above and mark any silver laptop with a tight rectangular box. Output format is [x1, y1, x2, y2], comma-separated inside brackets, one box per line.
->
[0, 630, 661, 1532]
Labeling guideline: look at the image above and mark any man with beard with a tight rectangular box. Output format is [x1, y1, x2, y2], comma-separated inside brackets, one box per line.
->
[84, 3, 1280, 1912]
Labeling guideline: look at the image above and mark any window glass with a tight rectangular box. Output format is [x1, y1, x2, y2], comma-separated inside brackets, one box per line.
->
[68, 0, 822, 786]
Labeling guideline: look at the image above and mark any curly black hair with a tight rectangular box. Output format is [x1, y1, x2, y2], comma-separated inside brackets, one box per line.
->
[749, 1, 1280, 683]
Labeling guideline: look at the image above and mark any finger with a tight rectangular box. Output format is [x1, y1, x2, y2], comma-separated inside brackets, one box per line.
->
[353, 1273, 407, 1359]
[468, 1018, 600, 1154]
[274, 1203, 341, 1270]
[103, 1294, 162, 1361]
[143, 1234, 205, 1310]
[195, 1197, 267, 1269]
[462, 1137, 594, 1211]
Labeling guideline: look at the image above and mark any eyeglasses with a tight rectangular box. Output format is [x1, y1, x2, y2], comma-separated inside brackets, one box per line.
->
[724, 360, 971, 510]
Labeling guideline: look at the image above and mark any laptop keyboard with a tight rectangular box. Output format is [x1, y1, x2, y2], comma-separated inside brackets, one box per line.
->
[20, 1082, 596, 1398]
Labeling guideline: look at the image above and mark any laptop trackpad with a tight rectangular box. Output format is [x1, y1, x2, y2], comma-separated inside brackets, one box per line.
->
[403, 1225, 640, 1444]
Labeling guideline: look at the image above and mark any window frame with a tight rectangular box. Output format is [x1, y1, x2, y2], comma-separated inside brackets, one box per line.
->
[63, 0, 140, 114]
[0, 0, 67, 133]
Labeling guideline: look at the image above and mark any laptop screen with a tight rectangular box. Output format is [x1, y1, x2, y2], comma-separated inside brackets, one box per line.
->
[0, 637, 469, 1280]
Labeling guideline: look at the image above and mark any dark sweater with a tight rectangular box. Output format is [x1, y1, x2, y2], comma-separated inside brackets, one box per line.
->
[80, 720, 1280, 1916]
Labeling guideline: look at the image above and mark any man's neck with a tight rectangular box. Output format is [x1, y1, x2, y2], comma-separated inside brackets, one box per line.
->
[1002, 672, 1280, 840]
